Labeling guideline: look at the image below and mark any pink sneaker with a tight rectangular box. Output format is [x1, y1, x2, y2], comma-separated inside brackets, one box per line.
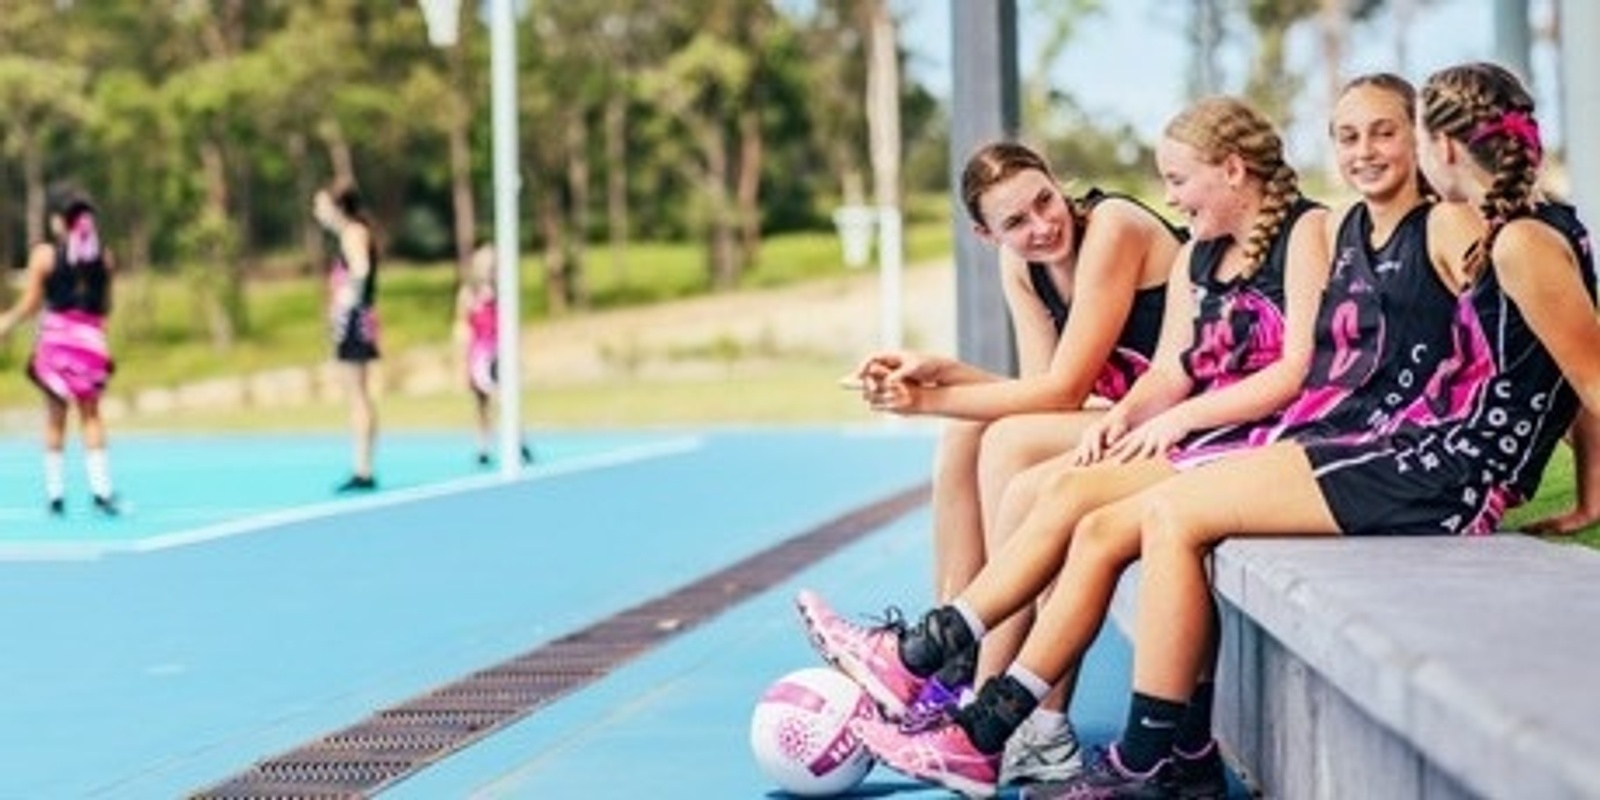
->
[854, 714, 1000, 798]
[794, 589, 927, 719]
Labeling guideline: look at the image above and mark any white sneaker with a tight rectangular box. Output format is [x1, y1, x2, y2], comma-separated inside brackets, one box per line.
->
[1001, 716, 1084, 785]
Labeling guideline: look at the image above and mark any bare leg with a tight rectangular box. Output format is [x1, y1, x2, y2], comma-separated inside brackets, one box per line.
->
[473, 388, 493, 460]
[959, 455, 1177, 638]
[931, 420, 987, 603]
[43, 396, 69, 452]
[1132, 443, 1339, 700]
[344, 363, 377, 478]
[79, 397, 106, 451]
[1526, 408, 1600, 535]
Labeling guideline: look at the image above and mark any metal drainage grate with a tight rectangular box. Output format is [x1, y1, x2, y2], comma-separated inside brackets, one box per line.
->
[192, 482, 929, 798]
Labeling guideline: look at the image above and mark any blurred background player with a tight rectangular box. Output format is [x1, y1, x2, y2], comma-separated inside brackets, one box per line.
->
[313, 181, 382, 492]
[454, 241, 531, 467]
[0, 191, 122, 516]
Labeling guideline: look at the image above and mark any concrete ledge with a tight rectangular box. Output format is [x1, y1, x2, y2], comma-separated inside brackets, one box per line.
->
[1114, 536, 1600, 798]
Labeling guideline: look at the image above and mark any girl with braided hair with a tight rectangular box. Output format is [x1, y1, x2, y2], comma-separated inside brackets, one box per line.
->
[796, 95, 1332, 796]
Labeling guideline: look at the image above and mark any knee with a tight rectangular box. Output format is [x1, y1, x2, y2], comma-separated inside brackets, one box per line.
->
[1139, 492, 1203, 556]
[1072, 506, 1140, 567]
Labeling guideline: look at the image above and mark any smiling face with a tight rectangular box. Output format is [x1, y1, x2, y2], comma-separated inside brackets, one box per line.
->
[1332, 82, 1417, 203]
[1156, 138, 1239, 241]
[975, 168, 1074, 262]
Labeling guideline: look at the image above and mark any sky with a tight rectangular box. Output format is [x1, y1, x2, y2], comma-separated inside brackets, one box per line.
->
[893, 0, 1564, 162]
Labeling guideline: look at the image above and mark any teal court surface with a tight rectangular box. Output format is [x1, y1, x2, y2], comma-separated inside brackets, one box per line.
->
[0, 424, 1214, 798]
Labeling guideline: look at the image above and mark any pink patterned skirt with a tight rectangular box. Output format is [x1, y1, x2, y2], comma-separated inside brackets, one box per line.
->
[28, 309, 113, 402]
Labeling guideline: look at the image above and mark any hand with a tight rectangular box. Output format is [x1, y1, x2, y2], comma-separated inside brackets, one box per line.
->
[1070, 413, 1129, 466]
[1103, 410, 1193, 463]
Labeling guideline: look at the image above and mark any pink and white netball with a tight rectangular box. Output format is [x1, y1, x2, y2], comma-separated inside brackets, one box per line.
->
[748, 667, 876, 796]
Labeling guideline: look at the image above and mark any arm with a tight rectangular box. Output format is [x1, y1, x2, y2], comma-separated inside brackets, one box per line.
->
[0, 244, 52, 339]
[1108, 206, 1333, 461]
[1495, 219, 1600, 422]
[1072, 239, 1201, 463]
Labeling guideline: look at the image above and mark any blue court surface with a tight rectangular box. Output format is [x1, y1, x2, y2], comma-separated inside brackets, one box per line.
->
[0, 424, 1170, 798]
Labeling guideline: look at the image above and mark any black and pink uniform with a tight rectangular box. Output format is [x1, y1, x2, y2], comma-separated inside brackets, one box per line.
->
[1181, 201, 1461, 461]
[29, 232, 114, 402]
[1306, 202, 1595, 536]
[328, 241, 380, 363]
[1027, 188, 1184, 401]
[1159, 198, 1320, 449]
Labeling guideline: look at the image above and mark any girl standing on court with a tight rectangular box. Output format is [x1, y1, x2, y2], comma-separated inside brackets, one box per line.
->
[313, 181, 382, 493]
[454, 241, 531, 467]
[0, 192, 122, 516]
[845, 141, 1183, 783]
[805, 94, 1332, 795]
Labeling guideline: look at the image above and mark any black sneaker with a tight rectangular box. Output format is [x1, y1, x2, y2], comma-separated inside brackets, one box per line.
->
[1167, 741, 1228, 799]
[520, 444, 534, 464]
[92, 494, 121, 517]
[1020, 744, 1173, 800]
[335, 474, 378, 493]
[47, 497, 65, 516]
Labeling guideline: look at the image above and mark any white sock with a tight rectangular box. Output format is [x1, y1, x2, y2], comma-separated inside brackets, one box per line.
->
[1029, 706, 1071, 735]
[44, 451, 65, 500]
[86, 448, 113, 498]
[949, 598, 989, 640]
[1005, 664, 1052, 701]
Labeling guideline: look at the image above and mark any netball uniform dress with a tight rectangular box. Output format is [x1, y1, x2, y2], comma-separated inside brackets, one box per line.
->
[464, 284, 498, 395]
[329, 241, 380, 363]
[1028, 188, 1185, 401]
[1159, 198, 1321, 433]
[1306, 202, 1596, 536]
[28, 241, 114, 402]
[1183, 202, 1461, 462]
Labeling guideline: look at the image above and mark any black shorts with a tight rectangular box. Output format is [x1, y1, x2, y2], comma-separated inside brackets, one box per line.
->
[334, 308, 380, 363]
[1305, 437, 1511, 537]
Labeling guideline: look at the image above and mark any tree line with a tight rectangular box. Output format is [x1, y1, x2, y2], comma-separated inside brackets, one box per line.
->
[0, 0, 951, 350]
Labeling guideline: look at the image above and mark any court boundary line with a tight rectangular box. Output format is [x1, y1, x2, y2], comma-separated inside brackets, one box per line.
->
[0, 436, 703, 562]
[190, 480, 931, 798]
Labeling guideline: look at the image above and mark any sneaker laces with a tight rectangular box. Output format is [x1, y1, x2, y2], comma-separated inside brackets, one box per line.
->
[861, 606, 911, 635]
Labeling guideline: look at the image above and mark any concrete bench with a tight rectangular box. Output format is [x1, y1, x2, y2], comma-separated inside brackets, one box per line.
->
[1112, 535, 1600, 799]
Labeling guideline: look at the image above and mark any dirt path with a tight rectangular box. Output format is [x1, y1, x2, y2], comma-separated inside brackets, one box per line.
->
[522, 259, 956, 384]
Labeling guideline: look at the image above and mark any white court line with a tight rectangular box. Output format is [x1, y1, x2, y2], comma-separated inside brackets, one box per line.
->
[0, 436, 703, 562]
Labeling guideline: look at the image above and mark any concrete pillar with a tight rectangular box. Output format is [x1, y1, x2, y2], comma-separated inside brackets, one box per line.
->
[948, 0, 1020, 374]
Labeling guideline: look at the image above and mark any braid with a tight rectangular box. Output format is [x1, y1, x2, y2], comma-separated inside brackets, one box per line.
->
[1420, 62, 1541, 276]
[1165, 96, 1301, 279]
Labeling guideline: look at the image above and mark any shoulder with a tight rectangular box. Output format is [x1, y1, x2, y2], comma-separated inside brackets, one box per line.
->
[1084, 194, 1163, 237]
[1495, 214, 1578, 266]
[26, 242, 56, 271]
[1286, 203, 1330, 243]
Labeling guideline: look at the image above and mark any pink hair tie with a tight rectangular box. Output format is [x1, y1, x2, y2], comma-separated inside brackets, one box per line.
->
[1469, 111, 1542, 163]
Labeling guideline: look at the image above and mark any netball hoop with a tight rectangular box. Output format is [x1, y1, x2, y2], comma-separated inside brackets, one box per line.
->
[418, 0, 461, 47]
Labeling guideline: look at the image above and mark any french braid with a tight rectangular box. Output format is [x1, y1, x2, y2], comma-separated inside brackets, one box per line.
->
[1163, 96, 1301, 279]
